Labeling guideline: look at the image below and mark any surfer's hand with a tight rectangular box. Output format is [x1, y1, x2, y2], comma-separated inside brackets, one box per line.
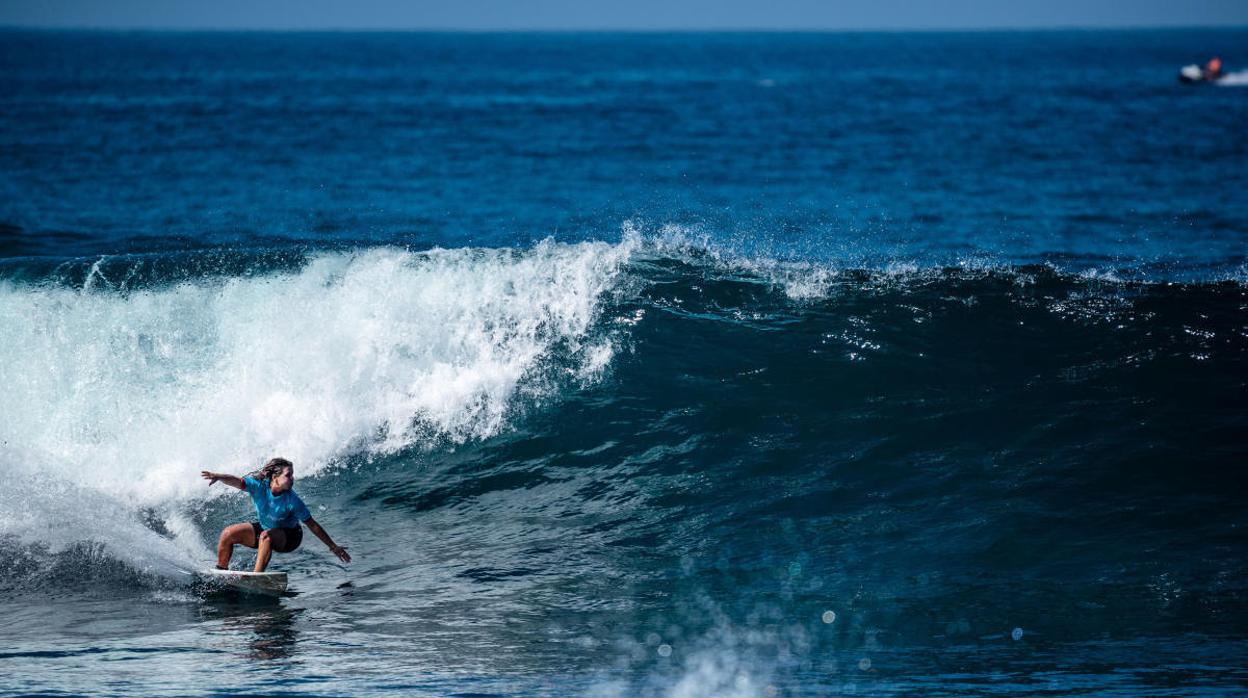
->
[201, 470, 219, 485]
[332, 545, 351, 563]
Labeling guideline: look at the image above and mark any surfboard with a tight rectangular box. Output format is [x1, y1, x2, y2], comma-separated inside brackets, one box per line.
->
[195, 569, 288, 596]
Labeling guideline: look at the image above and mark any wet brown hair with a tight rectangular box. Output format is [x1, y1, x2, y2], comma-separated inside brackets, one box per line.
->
[249, 457, 294, 482]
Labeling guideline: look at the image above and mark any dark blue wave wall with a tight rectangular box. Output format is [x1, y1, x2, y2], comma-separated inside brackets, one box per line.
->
[363, 261, 1248, 646]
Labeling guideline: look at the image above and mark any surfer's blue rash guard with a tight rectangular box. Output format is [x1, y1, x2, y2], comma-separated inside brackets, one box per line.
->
[243, 476, 313, 530]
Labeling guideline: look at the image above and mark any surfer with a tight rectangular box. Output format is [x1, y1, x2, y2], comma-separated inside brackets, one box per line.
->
[201, 458, 351, 573]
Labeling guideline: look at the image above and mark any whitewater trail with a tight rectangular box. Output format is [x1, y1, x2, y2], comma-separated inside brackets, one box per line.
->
[1216, 69, 1248, 86]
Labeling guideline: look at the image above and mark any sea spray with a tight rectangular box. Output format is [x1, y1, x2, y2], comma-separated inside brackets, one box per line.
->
[0, 239, 636, 559]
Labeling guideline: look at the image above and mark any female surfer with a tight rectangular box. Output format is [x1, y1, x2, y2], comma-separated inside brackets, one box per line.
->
[201, 458, 351, 572]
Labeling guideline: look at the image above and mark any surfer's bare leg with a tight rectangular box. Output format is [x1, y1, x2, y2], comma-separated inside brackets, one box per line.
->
[253, 528, 287, 573]
[216, 522, 258, 569]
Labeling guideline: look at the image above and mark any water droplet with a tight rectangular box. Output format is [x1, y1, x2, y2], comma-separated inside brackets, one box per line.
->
[822, 610, 836, 624]
[657, 643, 672, 657]
[858, 658, 871, 671]
[1012, 627, 1024, 641]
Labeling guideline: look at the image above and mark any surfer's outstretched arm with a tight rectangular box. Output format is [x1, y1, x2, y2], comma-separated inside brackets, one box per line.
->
[304, 517, 351, 563]
[201, 471, 246, 491]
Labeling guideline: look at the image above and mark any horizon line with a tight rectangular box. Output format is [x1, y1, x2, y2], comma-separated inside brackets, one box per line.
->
[2, 23, 1246, 33]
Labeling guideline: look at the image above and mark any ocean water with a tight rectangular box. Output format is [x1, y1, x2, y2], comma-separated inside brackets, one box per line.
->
[1, 29, 1246, 696]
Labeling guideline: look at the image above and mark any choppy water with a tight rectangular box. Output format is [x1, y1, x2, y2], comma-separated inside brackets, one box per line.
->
[1, 29, 1246, 697]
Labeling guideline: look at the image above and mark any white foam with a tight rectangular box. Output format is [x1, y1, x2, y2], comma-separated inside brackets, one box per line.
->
[0, 458, 203, 579]
[1216, 70, 1248, 86]
[0, 240, 634, 554]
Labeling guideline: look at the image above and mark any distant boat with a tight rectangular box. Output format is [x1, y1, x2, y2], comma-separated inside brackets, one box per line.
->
[1179, 60, 1224, 84]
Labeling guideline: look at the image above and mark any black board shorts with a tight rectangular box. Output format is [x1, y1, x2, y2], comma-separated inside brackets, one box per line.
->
[250, 522, 303, 553]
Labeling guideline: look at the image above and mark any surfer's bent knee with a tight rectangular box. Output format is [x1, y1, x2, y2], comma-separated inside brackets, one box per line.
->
[258, 526, 301, 553]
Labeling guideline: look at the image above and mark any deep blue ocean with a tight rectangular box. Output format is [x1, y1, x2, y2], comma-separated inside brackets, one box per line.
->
[1, 29, 1246, 696]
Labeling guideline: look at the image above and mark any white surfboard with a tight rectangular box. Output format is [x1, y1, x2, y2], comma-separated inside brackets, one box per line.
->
[195, 568, 288, 596]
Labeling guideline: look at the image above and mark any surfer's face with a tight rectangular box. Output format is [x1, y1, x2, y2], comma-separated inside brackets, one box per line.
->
[271, 466, 294, 494]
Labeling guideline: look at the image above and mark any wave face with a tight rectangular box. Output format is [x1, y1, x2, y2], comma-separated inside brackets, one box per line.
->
[2, 238, 1245, 694]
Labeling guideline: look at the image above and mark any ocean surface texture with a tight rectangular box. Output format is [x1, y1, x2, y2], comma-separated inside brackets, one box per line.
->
[1, 29, 1246, 696]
